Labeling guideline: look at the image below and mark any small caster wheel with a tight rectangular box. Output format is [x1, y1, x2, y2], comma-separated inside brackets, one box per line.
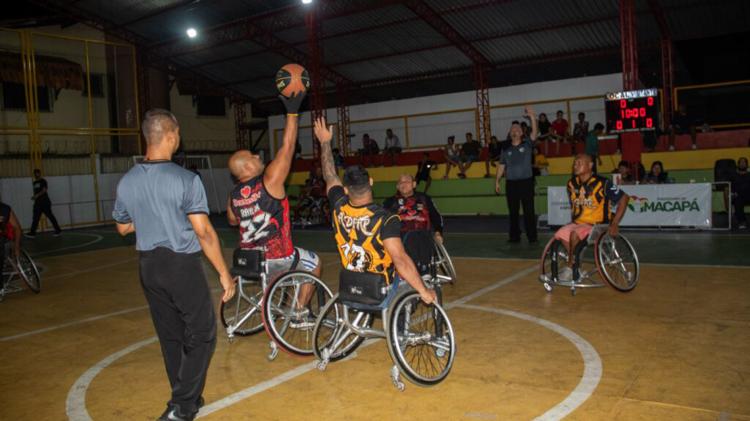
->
[316, 359, 329, 371]
[267, 342, 278, 361]
[571, 288, 576, 296]
[227, 336, 235, 344]
[391, 365, 405, 392]
[543, 282, 553, 293]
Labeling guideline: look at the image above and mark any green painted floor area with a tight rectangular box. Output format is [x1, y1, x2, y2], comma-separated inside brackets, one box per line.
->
[21, 221, 750, 267]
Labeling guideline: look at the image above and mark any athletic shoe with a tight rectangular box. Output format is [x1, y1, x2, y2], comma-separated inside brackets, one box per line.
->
[24, 232, 36, 239]
[53, 231, 62, 237]
[558, 267, 573, 281]
[158, 404, 195, 421]
[668, 145, 675, 151]
[691, 144, 698, 150]
[739, 222, 748, 229]
[289, 308, 316, 329]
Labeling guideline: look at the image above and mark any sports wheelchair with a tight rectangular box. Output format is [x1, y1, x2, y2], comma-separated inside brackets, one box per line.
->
[1, 244, 41, 301]
[539, 224, 640, 295]
[311, 248, 456, 391]
[402, 230, 457, 304]
[219, 248, 334, 360]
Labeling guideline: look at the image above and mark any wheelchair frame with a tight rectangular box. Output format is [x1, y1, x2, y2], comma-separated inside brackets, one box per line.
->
[1, 247, 41, 301]
[539, 225, 640, 295]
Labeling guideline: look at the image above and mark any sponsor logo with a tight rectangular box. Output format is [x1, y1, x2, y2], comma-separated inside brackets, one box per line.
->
[337, 213, 374, 237]
[240, 185, 251, 198]
[233, 191, 261, 208]
[627, 195, 700, 212]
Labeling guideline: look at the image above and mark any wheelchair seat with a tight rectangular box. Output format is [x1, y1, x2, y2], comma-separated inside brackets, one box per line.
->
[340, 275, 402, 312]
[230, 248, 264, 280]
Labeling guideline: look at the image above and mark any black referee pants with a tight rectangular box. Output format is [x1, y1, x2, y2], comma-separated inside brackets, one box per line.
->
[505, 177, 537, 242]
[139, 247, 216, 414]
[30, 198, 61, 234]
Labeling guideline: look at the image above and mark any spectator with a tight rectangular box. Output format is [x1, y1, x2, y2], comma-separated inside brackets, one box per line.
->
[551, 110, 570, 142]
[383, 128, 402, 166]
[495, 106, 539, 243]
[537, 113, 553, 140]
[358, 133, 379, 167]
[484, 135, 503, 178]
[533, 146, 549, 176]
[520, 121, 531, 138]
[645, 161, 670, 184]
[573, 112, 589, 145]
[669, 104, 697, 151]
[415, 152, 437, 193]
[26, 169, 62, 238]
[443, 136, 466, 179]
[0, 197, 22, 291]
[332, 148, 345, 171]
[585, 123, 605, 174]
[614, 160, 635, 185]
[460, 132, 481, 173]
[732, 157, 750, 229]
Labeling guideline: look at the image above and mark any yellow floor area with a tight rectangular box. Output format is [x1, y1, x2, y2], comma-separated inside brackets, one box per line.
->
[1, 248, 748, 420]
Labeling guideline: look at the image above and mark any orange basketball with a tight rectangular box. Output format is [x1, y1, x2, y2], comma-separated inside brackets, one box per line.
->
[275, 63, 310, 97]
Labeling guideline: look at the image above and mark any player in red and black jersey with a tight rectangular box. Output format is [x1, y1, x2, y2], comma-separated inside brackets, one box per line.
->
[227, 92, 322, 283]
[1, 200, 22, 289]
[383, 174, 444, 243]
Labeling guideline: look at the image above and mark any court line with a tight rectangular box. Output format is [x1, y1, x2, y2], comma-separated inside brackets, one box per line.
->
[456, 304, 602, 421]
[31, 233, 104, 257]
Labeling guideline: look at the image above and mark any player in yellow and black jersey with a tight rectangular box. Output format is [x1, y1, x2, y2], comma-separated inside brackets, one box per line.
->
[314, 117, 436, 304]
[554, 154, 629, 281]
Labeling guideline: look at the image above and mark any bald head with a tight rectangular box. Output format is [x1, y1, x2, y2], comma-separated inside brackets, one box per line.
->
[229, 150, 264, 182]
[396, 173, 416, 197]
[142, 109, 178, 145]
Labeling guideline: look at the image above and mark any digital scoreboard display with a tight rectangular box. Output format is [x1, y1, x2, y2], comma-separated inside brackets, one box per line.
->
[605, 88, 659, 133]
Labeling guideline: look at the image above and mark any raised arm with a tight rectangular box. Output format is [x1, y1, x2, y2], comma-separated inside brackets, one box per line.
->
[264, 92, 305, 198]
[314, 117, 343, 193]
[526, 106, 538, 141]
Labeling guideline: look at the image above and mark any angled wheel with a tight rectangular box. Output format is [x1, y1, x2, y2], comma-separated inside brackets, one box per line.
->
[219, 277, 264, 336]
[312, 295, 372, 363]
[262, 271, 334, 356]
[433, 241, 456, 283]
[386, 291, 455, 386]
[17, 250, 41, 293]
[595, 233, 639, 292]
[540, 238, 566, 283]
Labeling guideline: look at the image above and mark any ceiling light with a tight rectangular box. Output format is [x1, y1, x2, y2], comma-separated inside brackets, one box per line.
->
[301, 0, 313, 4]
[186, 28, 197, 38]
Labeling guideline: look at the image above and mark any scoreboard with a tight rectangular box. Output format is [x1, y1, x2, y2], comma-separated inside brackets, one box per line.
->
[605, 88, 659, 133]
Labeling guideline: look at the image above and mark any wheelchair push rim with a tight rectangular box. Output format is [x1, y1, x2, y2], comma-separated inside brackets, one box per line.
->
[386, 291, 456, 386]
[312, 294, 372, 363]
[433, 241, 457, 283]
[18, 250, 41, 294]
[219, 277, 264, 336]
[595, 233, 640, 292]
[262, 271, 335, 356]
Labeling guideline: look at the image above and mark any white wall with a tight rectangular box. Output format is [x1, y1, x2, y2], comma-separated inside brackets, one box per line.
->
[269, 73, 623, 156]
[170, 86, 238, 152]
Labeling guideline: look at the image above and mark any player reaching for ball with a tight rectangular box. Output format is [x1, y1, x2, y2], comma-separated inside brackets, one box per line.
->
[226, 67, 322, 323]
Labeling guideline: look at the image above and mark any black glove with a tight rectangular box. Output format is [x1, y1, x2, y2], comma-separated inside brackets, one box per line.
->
[279, 91, 306, 114]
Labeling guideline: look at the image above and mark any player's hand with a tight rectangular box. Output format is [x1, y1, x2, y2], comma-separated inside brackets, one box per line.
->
[220, 274, 236, 302]
[608, 224, 619, 238]
[279, 91, 306, 114]
[434, 232, 444, 245]
[313, 117, 333, 144]
[524, 105, 537, 119]
[419, 288, 438, 305]
[495, 179, 501, 195]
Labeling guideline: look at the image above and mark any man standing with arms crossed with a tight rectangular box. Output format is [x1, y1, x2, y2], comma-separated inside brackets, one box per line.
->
[113, 109, 234, 421]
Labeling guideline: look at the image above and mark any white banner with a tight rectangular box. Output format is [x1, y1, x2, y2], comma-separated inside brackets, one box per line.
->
[547, 183, 712, 227]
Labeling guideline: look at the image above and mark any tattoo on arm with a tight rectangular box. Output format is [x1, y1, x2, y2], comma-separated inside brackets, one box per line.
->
[320, 142, 341, 186]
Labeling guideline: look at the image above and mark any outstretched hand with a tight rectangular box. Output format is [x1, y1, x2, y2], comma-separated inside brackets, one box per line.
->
[279, 91, 307, 114]
[524, 105, 537, 119]
[313, 117, 333, 144]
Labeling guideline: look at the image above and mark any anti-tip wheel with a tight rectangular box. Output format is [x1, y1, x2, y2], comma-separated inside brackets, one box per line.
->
[543, 282, 553, 293]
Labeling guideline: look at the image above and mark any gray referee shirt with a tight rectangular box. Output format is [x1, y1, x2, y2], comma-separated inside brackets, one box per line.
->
[113, 160, 209, 253]
[500, 138, 534, 181]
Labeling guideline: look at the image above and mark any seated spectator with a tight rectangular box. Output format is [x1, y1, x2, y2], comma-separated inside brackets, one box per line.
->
[358, 133, 379, 167]
[732, 157, 750, 229]
[383, 128, 402, 166]
[332, 148, 345, 171]
[521, 121, 531, 138]
[669, 104, 697, 151]
[573, 112, 589, 144]
[460, 132, 482, 173]
[614, 160, 635, 185]
[415, 152, 437, 193]
[443, 135, 466, 179]
[551, 110, 570, 142]
[485, 135, 503, 178]
[533, 146, 549, 176]
[645, 161, 670, 184]
[585, 123, 605, 173]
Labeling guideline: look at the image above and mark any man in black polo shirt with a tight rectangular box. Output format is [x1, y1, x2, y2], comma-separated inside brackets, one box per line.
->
[495, 106, 539, 243]
[26, 169, 61, 238]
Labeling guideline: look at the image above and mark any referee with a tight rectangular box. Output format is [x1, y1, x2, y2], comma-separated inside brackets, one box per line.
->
[113, 109, 234, 421]
[495, 106, 539, 243]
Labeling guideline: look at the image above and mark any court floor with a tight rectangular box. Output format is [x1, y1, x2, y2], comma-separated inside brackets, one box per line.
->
[1, 228, 749, 420]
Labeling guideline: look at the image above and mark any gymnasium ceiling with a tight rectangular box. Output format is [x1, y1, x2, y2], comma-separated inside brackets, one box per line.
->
[9, 0, 750, 115]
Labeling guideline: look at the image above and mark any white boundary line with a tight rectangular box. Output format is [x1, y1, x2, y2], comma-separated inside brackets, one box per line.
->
[456, 304, 602, 421]
[31, 233, 104, 257]
[66, 264, 600, 420]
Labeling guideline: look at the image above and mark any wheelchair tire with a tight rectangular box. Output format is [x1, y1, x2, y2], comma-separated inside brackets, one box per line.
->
[386, 291, 455, 386]
[312, 294, 372, 362]
[262, 271, 334, 356]
[595, 233, 640, 292]
[540, 238, 566, 282]
[17, 250, 41, 294]
[433, 241, 457, 283]
[219, 277, 264, 336]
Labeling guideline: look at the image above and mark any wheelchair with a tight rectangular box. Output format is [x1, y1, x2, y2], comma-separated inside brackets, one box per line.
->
[1, 244, 41, 301]
[402, 230, 457, 304]
[311, 258, 456, 391]
[539, 224, 640, 295]
[219, 248, 334, 360]
[293, 195, 330, 227]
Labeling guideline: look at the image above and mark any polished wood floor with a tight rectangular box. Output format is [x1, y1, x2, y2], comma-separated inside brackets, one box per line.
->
[1, 245, 748, 420]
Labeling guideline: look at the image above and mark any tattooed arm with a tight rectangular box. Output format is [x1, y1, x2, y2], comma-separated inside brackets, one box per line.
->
[313, 117, 343, 194]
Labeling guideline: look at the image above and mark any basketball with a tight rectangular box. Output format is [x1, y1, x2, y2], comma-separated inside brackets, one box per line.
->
[275, 63, 310, 97]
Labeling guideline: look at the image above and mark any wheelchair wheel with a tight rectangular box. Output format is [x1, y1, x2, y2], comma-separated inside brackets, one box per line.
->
[17, 250, 41, 294]
[312, 295, 372, 362]
[219, 277, 264, 336]
[540, 238, 566, 282]
[262, 271, 334, 356]
[595, 233, 639, 292]
[386, 291, 455, 386]
[433, 241, 457, 283]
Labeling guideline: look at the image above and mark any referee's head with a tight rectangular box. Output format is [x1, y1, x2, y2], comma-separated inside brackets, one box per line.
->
[142, 109, 180, 153]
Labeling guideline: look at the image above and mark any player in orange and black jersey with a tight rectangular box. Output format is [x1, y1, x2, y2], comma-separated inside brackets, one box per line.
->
[0, 200, 22, 289]
[554, 154, 629, 281]
[314, 117, 436, 305]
